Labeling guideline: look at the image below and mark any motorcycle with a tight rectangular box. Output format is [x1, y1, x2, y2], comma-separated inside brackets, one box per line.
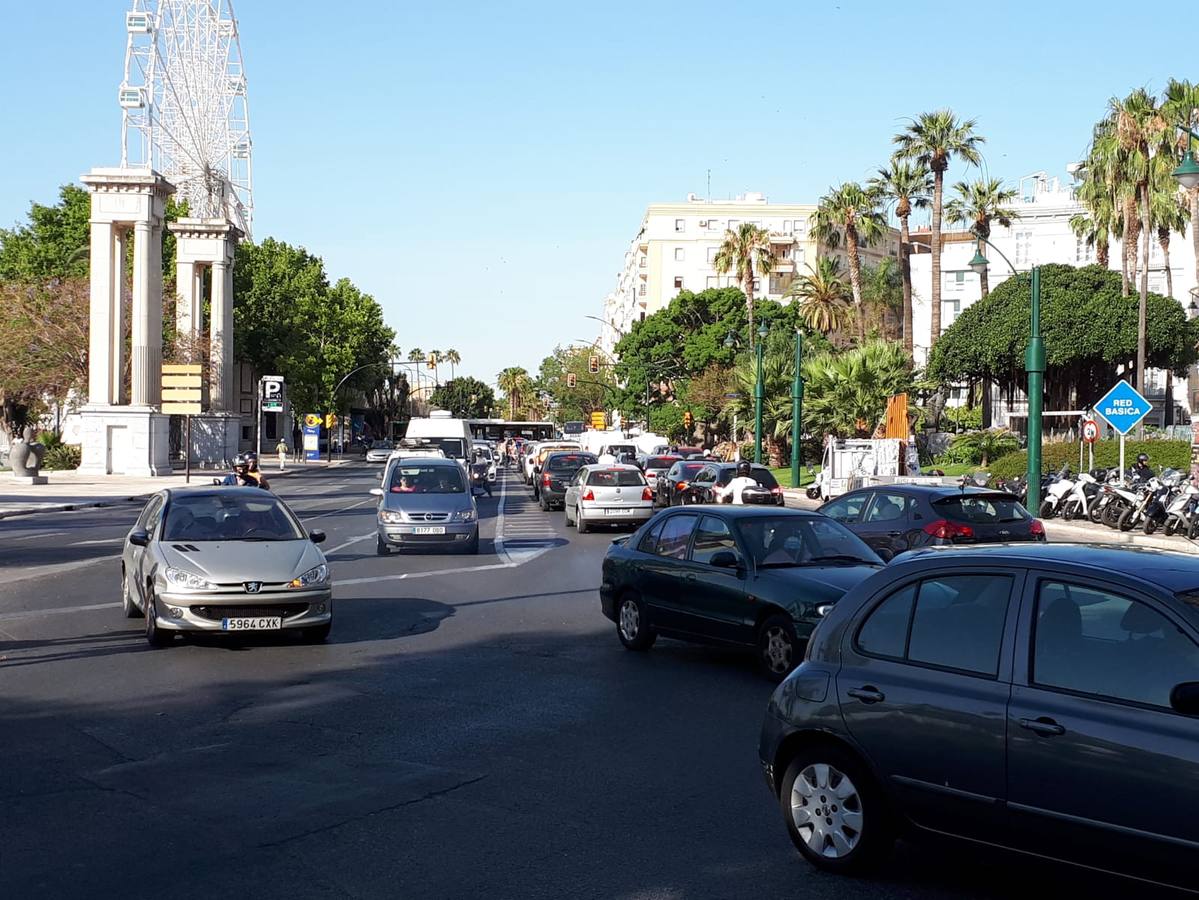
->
[1162, 476, 1199, 536]
[1058, 468, 1108, 522]
[469, 461, 492, 497]
[1141, 469, 1185, 535]
[1038, 465, 1075, 519]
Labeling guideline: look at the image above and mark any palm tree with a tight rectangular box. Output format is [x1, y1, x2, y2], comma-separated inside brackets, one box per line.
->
[713, 222, 774, 349]
[945, 177, 1019, 297]
[497, 366, 528, 420]
[1068, 211, 1111, 268]
[860, 258, 904, 339]
[444, 348, 461, 381]
[1151, 170, 1189, 300]
[811, 182, 887, 341]
[1078, 125, 1132, 288]
[406, 347, 423, 363]
[949, 428, 1018, 467]
[787, 257, 852, 336]
[1163, 78, 1199, 290]
[893, 110, 985, 349]
[796, 340, 917, 438]
[870, 160, 932, 353]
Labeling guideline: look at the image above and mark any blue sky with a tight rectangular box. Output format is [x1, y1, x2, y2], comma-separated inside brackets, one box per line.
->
[0, 1, 1189, 387]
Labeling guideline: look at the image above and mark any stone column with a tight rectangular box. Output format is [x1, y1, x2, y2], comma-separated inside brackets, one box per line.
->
[175, 260, 202, 344]
[87, 221, 115, 405]
[131, 221, 155, 406]
[111, 228, 127, 404]
[210, 259, 232, 412]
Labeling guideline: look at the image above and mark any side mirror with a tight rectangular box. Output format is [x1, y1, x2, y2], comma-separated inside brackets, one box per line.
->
[710, 550, 744, 570]
[369, 488, 384, 497]
[128, 530, 150, 547]
[309, 529, 327, 544]
[1170, 681, 1199, 716]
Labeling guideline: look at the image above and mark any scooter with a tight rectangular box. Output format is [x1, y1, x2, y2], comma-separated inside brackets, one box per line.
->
[1162, 476, 1198, 536]
[469, 462, 492, 497]
[1038, 465, 1075, 519]
[1141, 469, 1185, 535]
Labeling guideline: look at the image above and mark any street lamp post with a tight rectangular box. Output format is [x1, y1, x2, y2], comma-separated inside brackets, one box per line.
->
[968, 240, 1044, 512]
[754, 322, 768, 463]
[791, 330, 804, 489]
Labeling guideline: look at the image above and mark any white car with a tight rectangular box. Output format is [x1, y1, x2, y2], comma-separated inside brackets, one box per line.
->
[563, 464, 654, 533]
[365, 440, 394, 463]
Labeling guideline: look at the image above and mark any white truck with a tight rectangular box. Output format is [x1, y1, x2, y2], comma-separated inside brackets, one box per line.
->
[809, 437, 925, 501]
[404, 411, 473, 467]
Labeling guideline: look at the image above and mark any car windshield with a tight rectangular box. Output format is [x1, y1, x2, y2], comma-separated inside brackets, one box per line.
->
[548, 453, 597, 471]
[162, 492, 305, 542]
[435, 438, 465, 459]
[935, 493, 1029, 524]
[371, 440, 393, 450]
[587, 469, 646, 487]
[389, 464, 466, 494]
[717, 467, 779, 487]
[735, 515, 880, 568]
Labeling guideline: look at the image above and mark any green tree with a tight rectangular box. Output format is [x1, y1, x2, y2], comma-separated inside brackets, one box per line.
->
[800, 340, 918, 439]
[860, 258, 904, 340]
[497, 366, 530, 420]
[871, 160, 932, 353]
[0, 185, 91, 280]
[947, 428, 1019, 467]
[1163, 78, 1199, 290]
[407, 347, 424, 363]
[444, 348, 461, 381]
[786, 257, 851, 337]
[430, 376, 495, 418]
[713, 223, 774, 349]
[537, 345, 615, 421]
[927, 264, 1198, 410]
[812, 181, 887, 341]
[945, 177, 1019, 297]
[893, 110, 985, 349]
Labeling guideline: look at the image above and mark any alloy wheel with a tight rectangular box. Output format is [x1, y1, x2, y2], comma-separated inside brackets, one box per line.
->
[790, 763, 864, 859]
[618, 599, 640, 642]
[762, 625, 793, 674]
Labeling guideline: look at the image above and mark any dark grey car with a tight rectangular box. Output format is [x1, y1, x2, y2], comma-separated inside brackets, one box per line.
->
[371, 457, 479, 554]
[759, 543, 1199, 888]
[537, 451, 598, 510]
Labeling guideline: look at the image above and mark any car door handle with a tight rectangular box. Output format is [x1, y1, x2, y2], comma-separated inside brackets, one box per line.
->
[1018, 717, 1065, 737]
[887, 531, 902, 537]
[847, 686, 885, 704]
[685, 574, 697, 582]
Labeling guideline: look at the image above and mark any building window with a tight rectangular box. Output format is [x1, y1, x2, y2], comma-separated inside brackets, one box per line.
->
[639, 256, 646, 268]
[639, 283, 646, 296]
[728, 219, 740, 231]
[674, 247, 685, 262]
[674, 276, 683, 289]
[1015, 230, 1033, 266]
[706, 276, 720, 289]
[708, 219, 721, 231]
[752, 278, 761, 292]
[675, 219, 685, 233]
[706, 247, 718, 264]
[640, 311, 646, 321]
[781, 220, 791, 233]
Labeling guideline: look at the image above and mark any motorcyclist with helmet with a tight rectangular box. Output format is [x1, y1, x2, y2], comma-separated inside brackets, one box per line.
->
[715, 460, 760, 505]
[213, 453, 271, 490]
[1132, 452, 1153, 484]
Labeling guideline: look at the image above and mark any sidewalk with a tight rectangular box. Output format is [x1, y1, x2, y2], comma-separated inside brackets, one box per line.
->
[0, 459, 355, 520]
[782, 489, 1199, 555]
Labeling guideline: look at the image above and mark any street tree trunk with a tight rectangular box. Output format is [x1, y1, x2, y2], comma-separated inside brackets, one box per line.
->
[846, 227, 865, 343]
[1137, 182, 1150, 398]
[744, 269, 756, 352]
[1097, 237, 1110, 269]
[899, 215, 913, 354]
[1159, 228, 1174, 299]
[977, 240, 990, 298]
[930, 169, 944, 350]
[1123, 194, 1140, 297]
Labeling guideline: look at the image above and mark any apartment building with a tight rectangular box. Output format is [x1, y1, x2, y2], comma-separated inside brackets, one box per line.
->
[909, 168, 1199, 427]
[599, 192, 898, 355]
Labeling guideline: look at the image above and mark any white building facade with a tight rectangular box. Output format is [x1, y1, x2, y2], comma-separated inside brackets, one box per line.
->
[599, 192, 897, 356]
[909, 168, 1199, 428]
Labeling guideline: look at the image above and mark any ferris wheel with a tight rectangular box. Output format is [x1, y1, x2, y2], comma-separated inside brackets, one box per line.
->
[118, 0, 253, 238]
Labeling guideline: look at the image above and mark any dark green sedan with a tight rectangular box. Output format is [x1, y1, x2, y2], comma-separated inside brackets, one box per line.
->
[600, 507, 883, 679]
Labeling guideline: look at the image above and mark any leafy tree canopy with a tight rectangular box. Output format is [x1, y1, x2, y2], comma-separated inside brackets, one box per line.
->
[927, 264, 1199, 408]
[537, 344, 617, 421]
[430, 376, 495, 419]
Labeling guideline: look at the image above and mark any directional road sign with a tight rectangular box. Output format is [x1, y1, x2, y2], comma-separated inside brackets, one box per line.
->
[1093, 379, 1152, 436]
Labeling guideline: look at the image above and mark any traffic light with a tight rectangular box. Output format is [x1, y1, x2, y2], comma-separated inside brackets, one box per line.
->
[590, 411, 606, 429]
[324, 412, 336, 429]
[566, 372, 577, 388]
[683, 411, 693, 428]
[427, 354, 436, 369]
[588, 355, 599, 374]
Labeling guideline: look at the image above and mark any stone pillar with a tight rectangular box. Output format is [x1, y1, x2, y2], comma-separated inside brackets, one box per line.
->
[87, 221, 115, 405]
[111, 228, 127, 404]
[131, 220, 156, 406]
[210, 259, 232, 412]
[176, 260, 203, 344]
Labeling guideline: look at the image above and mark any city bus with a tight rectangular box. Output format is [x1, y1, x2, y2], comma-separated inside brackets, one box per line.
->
[467, 419, 556, 442]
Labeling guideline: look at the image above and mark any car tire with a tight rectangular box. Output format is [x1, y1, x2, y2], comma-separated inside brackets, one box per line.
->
[376, 535, 391, 556]
[465, 532, 480, 554]
[144, 588, 172, 648]
[778, 745, 894, 875]
[576, 508, 589, 534]
[303, 621, 332, 643]
[757, 614, 799, 681]
[616, 593, 656, 651]
[122, 568, 141, 618]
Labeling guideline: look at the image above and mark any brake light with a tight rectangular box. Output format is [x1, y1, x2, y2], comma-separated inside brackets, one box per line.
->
[582, 488, 594, 501]
[642, 487, 653, 501]
[1029, 518, 1045, 538]
[923, 519, 974, 540]
[676, 482, 688, 490]
[770, 487, 782, 494]
[542, 473, 551, 486]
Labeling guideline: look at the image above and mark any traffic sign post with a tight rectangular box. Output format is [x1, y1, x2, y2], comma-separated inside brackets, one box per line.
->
[256, 375, 285, 457]
[1081, 416, 1099, 472]
[162, 364, 203, 482]
[1093, 380, 1153, 478]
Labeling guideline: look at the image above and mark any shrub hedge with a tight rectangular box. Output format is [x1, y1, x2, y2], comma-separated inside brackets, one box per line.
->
[987, 440, 1192, 479]
[43, 444, 81, 471]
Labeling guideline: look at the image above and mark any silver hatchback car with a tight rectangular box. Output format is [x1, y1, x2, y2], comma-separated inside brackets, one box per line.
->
[372, 457, 479, 554]
[121, 487, 333, 647]
[564, 464, 654, 533]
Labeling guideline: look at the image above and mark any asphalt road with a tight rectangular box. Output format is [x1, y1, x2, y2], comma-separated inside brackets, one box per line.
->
[0, 464, 1178, 898]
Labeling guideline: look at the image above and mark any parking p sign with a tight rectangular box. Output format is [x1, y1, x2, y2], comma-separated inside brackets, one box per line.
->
[1093, 379, 1152, 436]
[261, 376, 285, 412]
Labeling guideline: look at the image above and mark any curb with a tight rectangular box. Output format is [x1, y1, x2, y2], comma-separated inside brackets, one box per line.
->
[0, 496, 149, 520]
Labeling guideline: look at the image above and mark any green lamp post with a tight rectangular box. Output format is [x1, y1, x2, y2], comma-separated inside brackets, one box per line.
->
[1172, 124, 1199, 190]
[753, 322, 768, 463]
[968, 240, 1044, 512]
[791, 330, 804, 489]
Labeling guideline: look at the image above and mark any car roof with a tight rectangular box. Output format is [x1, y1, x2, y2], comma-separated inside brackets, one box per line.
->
[839, 484, 1015, 500]
[390, 456, 460, 467]
[659, 505, 819, 520]
[163, 486, 273, 499]
[892, 542, 1199, 592]
[580, 463, 640, 470]
[713, 462, 769, 469]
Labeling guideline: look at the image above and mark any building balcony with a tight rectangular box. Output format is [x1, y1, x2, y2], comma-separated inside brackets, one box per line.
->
[772, 259, 795, 273]
[769, 233, 795, 245]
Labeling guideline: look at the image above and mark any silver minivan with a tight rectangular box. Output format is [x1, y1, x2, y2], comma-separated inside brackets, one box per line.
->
[563, 464, 654, 533]
[371, 457, 479, 554]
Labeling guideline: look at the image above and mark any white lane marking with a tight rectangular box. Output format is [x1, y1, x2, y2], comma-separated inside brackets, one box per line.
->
[9, 531, 70, 542]
[332, 549, 552, 588]
[326, 532, 376, 554]
[300, 497, 374, 522]
[494, 472, 511, 565]
[0, 600, 119, 622]
[70, 538, 124, 546]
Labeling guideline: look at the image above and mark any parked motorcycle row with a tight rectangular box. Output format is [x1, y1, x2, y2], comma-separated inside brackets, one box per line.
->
[1018, 464, 1199, 537]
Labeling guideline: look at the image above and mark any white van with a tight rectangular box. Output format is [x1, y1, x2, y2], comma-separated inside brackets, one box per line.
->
[404, 411, 473, 466]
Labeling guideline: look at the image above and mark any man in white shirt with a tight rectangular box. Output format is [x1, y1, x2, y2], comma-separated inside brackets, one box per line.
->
[597, 447, 618, 465]
[716, 461, 759, 505]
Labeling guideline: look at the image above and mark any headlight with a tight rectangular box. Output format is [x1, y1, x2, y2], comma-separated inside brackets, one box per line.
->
[165, 568, 215, 591]
[379, 510, 404, 524]
[453, 508, 476, 522]
[289, 564, 329, 589]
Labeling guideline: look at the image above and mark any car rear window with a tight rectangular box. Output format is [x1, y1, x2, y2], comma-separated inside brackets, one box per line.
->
[717, 468, 779, 487]
[548, 453, 597, 471]
[675, 462, 705, 477]
[934, 494, 1029, 524]
[587, 469, 646, 487]
[647, 456, 681, 469]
